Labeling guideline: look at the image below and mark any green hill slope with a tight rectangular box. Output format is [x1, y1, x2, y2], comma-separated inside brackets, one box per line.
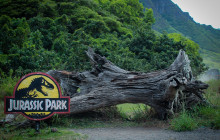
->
[140, 0, 220, 69]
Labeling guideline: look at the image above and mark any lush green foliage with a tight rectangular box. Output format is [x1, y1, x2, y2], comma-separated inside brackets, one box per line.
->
[170, 106, 220, 131]
[168, 33, 208, 76]
[0, 70, 20, 100]
[170, 110, 198, 131]
[197, 106, 220, 129]
[0, 0, 41, 19]
[0, 0, 206, 78]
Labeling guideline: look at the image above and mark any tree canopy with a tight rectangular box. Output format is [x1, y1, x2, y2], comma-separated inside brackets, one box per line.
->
[0, 0, 207, 77]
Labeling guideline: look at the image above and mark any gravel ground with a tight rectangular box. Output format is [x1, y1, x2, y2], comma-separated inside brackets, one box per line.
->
[72, 127, 220, 140]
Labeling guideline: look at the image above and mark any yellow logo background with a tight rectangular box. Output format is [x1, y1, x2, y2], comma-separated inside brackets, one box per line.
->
[16, 74, 60, 117]
[16, 75, 59, 98]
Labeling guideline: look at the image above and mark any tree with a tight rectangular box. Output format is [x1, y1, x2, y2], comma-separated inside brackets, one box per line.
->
[109, 0, 144, 24]
[0, 16, 30, 54]
[144, 8, 155, 27]
[168, 33, 208, 76]
[0, 0, 41, 19]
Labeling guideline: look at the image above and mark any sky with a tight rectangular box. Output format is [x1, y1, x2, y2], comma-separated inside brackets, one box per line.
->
[171, 0, 220, 29]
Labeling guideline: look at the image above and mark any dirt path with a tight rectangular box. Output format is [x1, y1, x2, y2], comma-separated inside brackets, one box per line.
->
[72, 127, 220, 140]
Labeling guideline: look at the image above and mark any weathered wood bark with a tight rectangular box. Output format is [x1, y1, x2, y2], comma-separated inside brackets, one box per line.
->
[47, 48, 208, 120]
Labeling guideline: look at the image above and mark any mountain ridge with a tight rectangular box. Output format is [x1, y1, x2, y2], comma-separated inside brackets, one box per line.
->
[140, 0, 220, 53]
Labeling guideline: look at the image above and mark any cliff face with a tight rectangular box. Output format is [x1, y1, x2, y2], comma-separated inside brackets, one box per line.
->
[140, 0, 220, 53]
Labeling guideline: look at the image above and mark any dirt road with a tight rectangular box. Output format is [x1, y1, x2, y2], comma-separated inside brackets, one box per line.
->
[72, 127, 220, 140]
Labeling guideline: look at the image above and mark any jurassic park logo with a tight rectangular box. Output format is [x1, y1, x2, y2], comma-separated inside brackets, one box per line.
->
[4, 72, 70, 121]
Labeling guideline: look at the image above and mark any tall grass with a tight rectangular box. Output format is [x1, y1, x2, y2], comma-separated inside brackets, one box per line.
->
[170, 110, 198, 131]
[117, 103, 147, 120]
[0, 69, 20, 100]
[170, 79, 220, 131]
[0, 127, 87, 140]
[204, 79, 220, 106]
[116, 103, 155, 122]
[196, 106, 220, 129]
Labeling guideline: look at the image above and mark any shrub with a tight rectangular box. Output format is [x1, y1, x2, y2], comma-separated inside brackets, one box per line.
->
[197, 106, 220, 129]
[0, 70, 20, 100]
[170, 111, 198, 131]
[197, 106, 216, 119]
[212, 114, 220, 129]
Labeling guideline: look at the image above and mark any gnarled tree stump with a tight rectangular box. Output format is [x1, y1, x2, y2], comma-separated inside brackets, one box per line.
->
[47, 48, 208, 120]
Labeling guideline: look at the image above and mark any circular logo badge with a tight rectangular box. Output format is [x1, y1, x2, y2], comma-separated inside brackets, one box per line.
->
[5, 72, 70, 120]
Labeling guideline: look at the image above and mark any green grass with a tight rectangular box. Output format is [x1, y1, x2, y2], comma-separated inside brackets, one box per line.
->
[170, 106, 220, 131]
[0, 127, 87, 140]
[0, 102, 5, 121]
[196, 106, 220, 129]
[116, 103, 167, 127]
[117, 103, 146, 114]
[117, 103, 150, 120]
[170, 111, 198, 131]
[200, 49, 220, 70]
[49, 109, 143, 129]
[53, 117, 140, 129]
[0, 70, 20, 101]
[204, 80, 220, 106]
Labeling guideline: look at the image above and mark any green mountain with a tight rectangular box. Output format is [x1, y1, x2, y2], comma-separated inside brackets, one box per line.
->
[140, 0, 220, 69]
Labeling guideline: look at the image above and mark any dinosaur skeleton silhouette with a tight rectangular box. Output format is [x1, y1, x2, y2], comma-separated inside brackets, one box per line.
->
[15, 77, 54, 98]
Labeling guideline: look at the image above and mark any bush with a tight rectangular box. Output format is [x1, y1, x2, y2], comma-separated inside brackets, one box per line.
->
[197, 106, 220, 129]
[197, 106, 216, 119]
[0, 70, 20, 100]
[170, 79, 220, 131]
[171, 105, 220, 131]
[170, 111, 198, 131]
[212, 115, 220, 129]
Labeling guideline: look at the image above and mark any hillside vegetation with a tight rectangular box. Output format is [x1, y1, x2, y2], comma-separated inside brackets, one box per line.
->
[200, 49, 220, 70]
[140, 0, 220, 70]
[0, 0, 207, 78]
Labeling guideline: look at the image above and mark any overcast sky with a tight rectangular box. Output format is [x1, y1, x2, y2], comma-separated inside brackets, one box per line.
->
[171, 0, 220, 29]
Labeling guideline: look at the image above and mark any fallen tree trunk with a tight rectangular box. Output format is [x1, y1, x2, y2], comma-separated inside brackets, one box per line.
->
[47, 48, 208, 120]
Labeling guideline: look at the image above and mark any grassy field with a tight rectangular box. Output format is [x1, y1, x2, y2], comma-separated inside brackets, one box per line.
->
[200, 49, 220, 70]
